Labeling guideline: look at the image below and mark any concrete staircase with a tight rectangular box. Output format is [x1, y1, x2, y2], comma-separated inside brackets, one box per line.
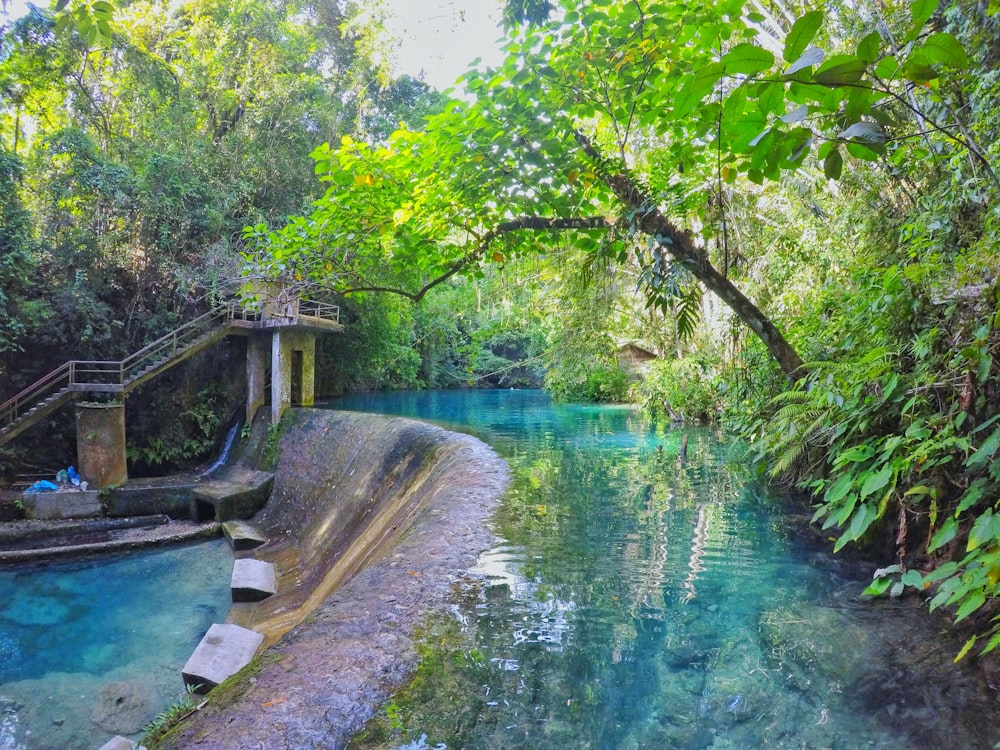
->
[0, 306, 236, 446]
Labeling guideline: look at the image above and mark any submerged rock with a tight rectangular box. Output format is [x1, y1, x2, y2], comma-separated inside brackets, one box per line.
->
[91, 679, 161, 734]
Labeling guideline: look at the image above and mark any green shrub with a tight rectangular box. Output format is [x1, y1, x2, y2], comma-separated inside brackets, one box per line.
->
[637, 358, 720, 422]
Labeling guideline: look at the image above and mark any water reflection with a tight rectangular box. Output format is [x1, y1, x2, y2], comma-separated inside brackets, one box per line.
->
[327, 390, 1000, 750]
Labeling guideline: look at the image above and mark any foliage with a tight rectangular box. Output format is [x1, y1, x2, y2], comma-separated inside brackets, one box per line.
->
[0, 152, 42, 367]
[142, 683, 201, 746]
[638, 357, 721, 423]
[126, 384, 226, 471]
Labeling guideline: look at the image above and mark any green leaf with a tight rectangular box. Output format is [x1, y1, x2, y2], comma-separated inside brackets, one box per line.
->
[900, 569, 924, 588]
[785, 46, 825, 76]
[823, 148, 843, 179]
[954, 635, 978, 662]
[837, 444, 874, 464]
[856, 31, 882, 64]
[967, 510, 999, 552]
[955, 477, 987, 518]
[783, 10, 824, 64]
[813, 56, 867, 86]
[967, 427, 1000, 470]
[823, 471, 854, 504]
[907, 0, 939, 42]
[838, 121, 888, 144]
[955, 591, 986, 623]
[928, 516, 958, 552]
[860, 464, 892, 500]
[721, 44, 775, 76]
[874, 55, 902, 79]
[862, 577, 894, 596]
[913, 32, 969, 69]
[902, 61, 939, 83]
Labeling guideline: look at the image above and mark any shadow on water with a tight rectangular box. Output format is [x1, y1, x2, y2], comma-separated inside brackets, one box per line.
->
[321, 390, 1000, 750]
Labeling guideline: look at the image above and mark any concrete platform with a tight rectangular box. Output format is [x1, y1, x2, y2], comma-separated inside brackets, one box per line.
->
[222, 519, 267, 551]
[21, 490, 102, 520]
[190, 468, 273, 522]
[182, 623, 264, 693]
[231, 558, 277, 602]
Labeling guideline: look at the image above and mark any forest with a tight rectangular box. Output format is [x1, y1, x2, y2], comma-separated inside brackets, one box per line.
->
[2, 0, 999, 658]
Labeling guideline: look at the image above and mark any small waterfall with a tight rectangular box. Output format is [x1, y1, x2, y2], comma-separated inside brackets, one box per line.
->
[201, 419, 241, 477]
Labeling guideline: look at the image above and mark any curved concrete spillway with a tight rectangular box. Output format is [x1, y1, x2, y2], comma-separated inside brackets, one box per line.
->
[163, 408, 509, 750]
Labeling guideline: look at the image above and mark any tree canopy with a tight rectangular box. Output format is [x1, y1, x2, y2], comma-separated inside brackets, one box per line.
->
[240, 0, 1000, 655]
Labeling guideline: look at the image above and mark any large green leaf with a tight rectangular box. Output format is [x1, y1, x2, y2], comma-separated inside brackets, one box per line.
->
[967, 427, 1000, 470]
[909, 32, 969, 69]
[813, 55, 867, 85]
[785, 46, 825, 76]
[859, 464, 893, 500]
[928, 516, 958, 553]
[783, 10, 824, 64]
[721, 43, 775, 76]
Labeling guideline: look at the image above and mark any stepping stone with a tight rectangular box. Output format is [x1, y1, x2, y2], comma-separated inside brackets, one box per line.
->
[182, 623, 264, 693]
[231, 558, 277, 602]
[222, 519, 267, 551]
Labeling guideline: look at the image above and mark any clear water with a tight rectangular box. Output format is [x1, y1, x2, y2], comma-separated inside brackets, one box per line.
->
[323, 389, 1000, 750]
[0, 539, 232, 750]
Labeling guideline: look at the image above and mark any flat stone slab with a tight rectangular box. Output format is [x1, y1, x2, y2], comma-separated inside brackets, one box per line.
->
[191, 468, 273, 521]
[182, 623, 264, 693]
[97, 736, 146, 750]
[222, 519, 267, 551]
[21, 490, 102, 521]
[231, 558, 277, 602]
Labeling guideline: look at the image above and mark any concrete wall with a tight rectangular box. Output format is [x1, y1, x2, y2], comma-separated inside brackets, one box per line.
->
[231, 408, 509, 646]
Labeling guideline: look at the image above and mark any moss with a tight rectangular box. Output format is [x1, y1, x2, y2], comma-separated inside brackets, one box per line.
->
[148, 653, 284, 749]
[346, 613, 491, 750]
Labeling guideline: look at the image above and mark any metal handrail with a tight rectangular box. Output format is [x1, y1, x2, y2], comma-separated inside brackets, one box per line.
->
[299, 300, 340, 324]
[1, 298, 341, 437]
[0, 362, 73, 428]
[120, 307, 229, 384]
[1, 306, 232, 433]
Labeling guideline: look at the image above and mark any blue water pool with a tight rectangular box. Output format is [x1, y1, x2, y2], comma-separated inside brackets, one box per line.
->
[324, 389, 1000, 750]
[0, 539, 232, 750]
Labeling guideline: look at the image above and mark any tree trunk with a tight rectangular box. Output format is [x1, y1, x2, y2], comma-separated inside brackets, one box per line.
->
[575, 132, 806, 380]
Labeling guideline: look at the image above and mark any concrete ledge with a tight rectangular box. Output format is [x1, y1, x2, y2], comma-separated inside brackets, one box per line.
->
[21, 490, 102, 520]
[191, 469, 274, 522]
[222, 520, 267, 551]
[231, 558, 277, 602]
[182, 623, 264, 693]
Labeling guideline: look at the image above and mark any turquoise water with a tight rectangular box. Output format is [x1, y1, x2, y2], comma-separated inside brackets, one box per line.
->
[325, 390, 1000, 750]
[0, 539, 232, 750]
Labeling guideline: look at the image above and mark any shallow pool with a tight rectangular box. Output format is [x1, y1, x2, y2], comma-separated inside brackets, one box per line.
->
[0, 539, 231, 750]
[325, 389, 1000, 750]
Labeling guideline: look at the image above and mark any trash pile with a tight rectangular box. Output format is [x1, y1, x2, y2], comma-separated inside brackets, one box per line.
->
[24, 466, 89, 493]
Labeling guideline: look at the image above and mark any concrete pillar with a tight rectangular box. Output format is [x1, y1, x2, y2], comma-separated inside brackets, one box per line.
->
[270, 330, 317, 424]
[76, 402, 128, 490]
[246, 335, 269, 423]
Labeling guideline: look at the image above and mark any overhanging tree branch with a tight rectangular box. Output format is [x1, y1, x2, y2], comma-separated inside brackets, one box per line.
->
[573, 129, 807, 380]
[339, 215, 612, 302]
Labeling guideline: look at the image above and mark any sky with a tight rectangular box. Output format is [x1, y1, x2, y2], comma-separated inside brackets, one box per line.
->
[380, 0, 507, 91]
[2, 0, 508, 92]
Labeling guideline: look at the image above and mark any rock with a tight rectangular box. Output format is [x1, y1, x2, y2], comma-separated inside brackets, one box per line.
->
[91, 680, 161, 734]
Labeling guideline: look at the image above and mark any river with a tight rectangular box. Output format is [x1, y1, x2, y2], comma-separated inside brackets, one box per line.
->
[324, 389, 999, 750]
